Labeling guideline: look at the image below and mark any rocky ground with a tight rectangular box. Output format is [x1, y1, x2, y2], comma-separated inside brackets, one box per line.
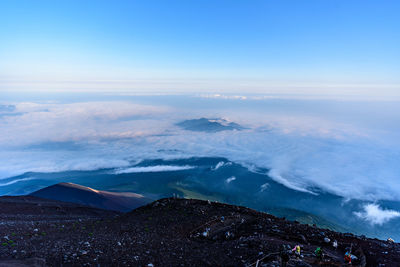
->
[0, 196, 399, 266]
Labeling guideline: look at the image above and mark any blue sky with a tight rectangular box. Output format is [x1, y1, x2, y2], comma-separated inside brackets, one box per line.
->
[1, 0, 399, 96]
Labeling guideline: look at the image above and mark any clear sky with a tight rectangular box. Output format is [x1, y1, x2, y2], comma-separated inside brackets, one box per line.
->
[1, 0, 399, 96]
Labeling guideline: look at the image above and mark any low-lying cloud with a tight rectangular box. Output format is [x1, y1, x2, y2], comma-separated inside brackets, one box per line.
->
[1, 97, 400, 202]
[354, 204, 400, 225]
[225, 176, 236, 183]
[260, 183, 269, 192]
[0, 177, 37, 187]
[0, 101, 172, 147]
[114, 165, 195, 174]
[212, 161, 232, 171]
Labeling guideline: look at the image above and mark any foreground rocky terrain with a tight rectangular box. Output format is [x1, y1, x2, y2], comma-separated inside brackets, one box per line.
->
[0, 195, 399, 266]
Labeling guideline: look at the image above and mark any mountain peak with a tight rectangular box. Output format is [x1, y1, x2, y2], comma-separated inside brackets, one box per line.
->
[177, 118, 245, 132]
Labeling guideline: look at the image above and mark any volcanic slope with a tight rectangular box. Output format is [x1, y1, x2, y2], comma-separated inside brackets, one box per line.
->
[30, 182, 152, 212]
[1, 196, 400, 266]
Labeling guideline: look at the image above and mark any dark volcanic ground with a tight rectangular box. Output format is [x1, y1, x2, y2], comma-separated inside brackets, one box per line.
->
[0, 196, 399, 267]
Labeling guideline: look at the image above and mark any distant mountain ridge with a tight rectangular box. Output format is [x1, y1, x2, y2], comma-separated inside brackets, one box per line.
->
[30, 182, 344, 232]
[177, 118, 245, 132]
[30, 182, 152, 212]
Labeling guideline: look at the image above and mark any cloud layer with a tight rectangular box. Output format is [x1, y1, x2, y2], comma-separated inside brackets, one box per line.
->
[354, 204, 400, 225]
[114, 165, 195, 174]
[1, 96, 400, 202]
[225, 176, 236, 183]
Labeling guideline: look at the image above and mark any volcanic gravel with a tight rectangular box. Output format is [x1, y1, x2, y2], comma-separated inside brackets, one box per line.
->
[1, 196, 399, 266]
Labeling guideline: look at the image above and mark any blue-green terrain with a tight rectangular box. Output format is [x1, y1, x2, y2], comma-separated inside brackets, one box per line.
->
[2, 156, 399, 241]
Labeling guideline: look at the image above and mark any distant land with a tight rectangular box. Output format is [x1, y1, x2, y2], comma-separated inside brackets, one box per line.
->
[30, 182, 152, 212]
[177, 118, 245, 132]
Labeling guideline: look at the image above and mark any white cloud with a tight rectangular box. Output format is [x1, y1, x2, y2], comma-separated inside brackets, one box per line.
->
[212, 161, 232, 170]
[0, 101, 172, 147]
[1, 97, 400, 203]
[260, 183, 269, 192]
[225, 176, 236, 183]
[198, 94, 248, 100]
[354, 204, 400, 225]
[268, 169, 317, 195]
[0, 177, 37, 187]
[114, 165, 195, 174]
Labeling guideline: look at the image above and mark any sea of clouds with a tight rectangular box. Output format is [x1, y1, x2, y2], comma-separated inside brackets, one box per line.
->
[1, 95, 400, 205]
